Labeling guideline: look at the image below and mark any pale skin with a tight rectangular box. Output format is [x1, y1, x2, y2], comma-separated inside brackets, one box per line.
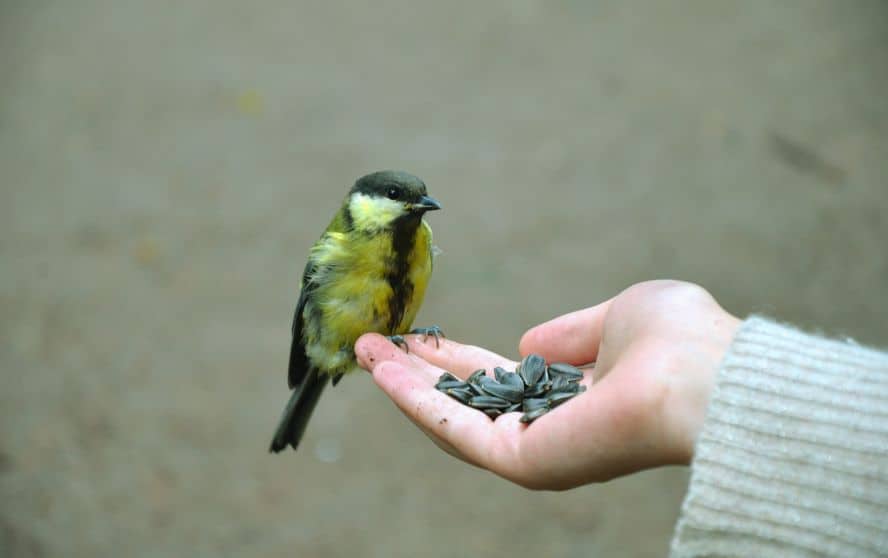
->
[355, 280, 741, 491]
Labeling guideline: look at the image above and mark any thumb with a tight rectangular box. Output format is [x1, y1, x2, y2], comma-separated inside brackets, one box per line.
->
[518, 299, 612, 365]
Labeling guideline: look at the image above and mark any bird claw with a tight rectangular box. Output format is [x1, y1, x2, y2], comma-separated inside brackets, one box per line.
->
[409, 325, 445, 348]
[387, 334, 409, 353]
[388, 326, 445, 352]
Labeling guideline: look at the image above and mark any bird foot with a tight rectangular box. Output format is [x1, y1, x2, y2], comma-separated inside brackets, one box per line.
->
[409, 325, 445, 348]
[387, 326, 445, 353]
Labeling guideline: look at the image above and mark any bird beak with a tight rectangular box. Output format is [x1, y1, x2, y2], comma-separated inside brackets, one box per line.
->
[413, 195, 442, 212]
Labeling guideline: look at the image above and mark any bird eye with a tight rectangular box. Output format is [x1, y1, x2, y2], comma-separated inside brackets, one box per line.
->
[386, 188, 400, 200]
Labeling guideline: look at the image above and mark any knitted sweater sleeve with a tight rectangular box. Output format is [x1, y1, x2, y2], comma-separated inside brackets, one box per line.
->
[670, 316, 888, 557]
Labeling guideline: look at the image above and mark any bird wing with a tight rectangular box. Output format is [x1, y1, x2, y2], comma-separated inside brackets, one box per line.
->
[288, 259, 317, 389]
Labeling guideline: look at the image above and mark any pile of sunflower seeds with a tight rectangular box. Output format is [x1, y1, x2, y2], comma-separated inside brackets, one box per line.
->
[434, 353, 587, 423]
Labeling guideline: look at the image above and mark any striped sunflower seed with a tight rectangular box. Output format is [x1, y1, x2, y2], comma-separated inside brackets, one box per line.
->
[523, 381, 551, 398]
[435, 379, 468, 390]
[478, 376, 524, 403]
[547, 362, 584, 379]
[467, 369, 487, 385]
[523, 398, 549, 413]
[520, 407, 549, 423]
[501, 372, 525, 390]
[551, 375, 571, 392]
[547, 391, 577, 407]
[445, 387, 475, 404]
[468, 395, 512, 409]
[519, 354, 547, 386]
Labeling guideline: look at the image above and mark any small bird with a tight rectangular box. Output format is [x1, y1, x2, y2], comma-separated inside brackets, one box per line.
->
[269, 170, 442, 453]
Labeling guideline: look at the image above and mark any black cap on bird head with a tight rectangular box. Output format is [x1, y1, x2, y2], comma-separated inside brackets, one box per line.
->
[350, 170, 442, 213]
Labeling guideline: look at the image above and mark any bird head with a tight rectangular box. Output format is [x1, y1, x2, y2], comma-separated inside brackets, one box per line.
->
[346, 170, 441, 232]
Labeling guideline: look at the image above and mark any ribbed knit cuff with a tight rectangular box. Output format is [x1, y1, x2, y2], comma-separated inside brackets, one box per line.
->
[671, 316, 888, 557]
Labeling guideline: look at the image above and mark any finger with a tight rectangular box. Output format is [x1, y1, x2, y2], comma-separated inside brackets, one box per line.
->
[356, 334, 480, 463]
[371, 359, 501, 467]
[396, 336, 517, 379]
[354, 333, 440, 382]
[518, 298, 613, 365]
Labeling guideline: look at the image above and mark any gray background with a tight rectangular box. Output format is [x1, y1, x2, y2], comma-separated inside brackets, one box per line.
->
[1, 1, 886, 556]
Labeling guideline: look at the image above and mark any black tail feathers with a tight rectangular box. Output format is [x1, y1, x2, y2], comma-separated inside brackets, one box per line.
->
[269, 369, 328, 453]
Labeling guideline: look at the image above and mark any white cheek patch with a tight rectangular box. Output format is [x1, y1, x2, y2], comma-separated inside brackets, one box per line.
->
[348, 193, 407, 230]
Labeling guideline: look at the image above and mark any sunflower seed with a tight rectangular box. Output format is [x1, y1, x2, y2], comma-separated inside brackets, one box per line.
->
[468, 395, 512, 409]
[554, 380, 589, 394]
[519, 354, 547, 386]
[464, 371, 487, 396]
[467, 369, 487, 385]
[524, 381, 551, 398]
[435, 379, 468, 390]
[438, 372, 460, 383]
[493, 366, 509, 383]
[551, 375, 571, 392]
[505, 402, 522, 413]
[523, 398, 549, 412]
[483, 408, 503, 419]
[548, 362, 584, 379]
[444, 387, 474, 404]
[501, 372, 525, 390]
[548, 391, 577, 407]
[478, 376, 524, 402]
[466, 381, 486, 396]
[520, 407, 550, 423]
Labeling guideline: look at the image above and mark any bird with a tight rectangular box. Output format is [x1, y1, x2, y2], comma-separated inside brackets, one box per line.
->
[269, 170, 442, 453]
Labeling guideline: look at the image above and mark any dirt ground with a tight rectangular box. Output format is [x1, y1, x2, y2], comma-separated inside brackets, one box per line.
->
[1, 2, 886, 557]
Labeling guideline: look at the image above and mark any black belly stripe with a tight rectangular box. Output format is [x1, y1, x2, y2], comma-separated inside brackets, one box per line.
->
[385, 215, 420, 334]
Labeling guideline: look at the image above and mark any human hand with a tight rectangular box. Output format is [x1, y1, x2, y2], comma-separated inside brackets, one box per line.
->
[355, 280, 740, 490]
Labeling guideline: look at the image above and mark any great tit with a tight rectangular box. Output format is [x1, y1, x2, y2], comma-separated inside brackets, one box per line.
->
[269, 170, 442, 453]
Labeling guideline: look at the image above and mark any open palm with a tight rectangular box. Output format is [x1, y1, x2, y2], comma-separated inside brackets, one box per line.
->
[355, 280, 739, 490]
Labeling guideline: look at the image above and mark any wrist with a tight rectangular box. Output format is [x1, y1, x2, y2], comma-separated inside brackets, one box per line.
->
[670, 310, 741, 464]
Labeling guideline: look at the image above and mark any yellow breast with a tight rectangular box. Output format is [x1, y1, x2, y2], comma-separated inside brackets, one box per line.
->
[303, 220, 433, 375]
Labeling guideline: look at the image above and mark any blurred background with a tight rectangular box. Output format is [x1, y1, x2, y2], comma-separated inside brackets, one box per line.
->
[1, 1, 886, 556]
